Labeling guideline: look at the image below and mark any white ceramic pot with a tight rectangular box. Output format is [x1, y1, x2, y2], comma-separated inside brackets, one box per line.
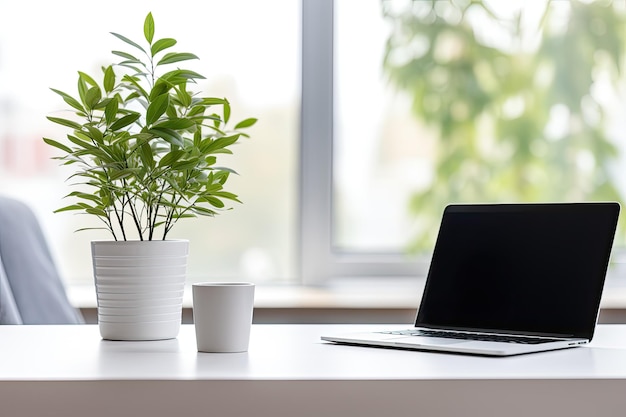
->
[91, 240, 189, 341]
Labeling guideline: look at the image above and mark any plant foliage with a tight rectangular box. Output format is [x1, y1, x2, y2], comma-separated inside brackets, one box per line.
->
[382, 0, 626, 251]
[44, 12, 257, 241]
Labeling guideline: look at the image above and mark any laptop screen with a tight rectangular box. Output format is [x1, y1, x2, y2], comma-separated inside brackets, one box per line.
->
[416, 203, 620, 339]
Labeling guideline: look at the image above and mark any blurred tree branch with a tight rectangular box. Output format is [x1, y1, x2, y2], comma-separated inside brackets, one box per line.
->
[382, 0, 626, 251]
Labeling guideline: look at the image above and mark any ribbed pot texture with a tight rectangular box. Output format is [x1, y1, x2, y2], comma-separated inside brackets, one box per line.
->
[91, 240, 189, 341]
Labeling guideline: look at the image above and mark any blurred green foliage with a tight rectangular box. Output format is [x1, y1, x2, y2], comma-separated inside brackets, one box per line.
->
[382, 0, 626, 252]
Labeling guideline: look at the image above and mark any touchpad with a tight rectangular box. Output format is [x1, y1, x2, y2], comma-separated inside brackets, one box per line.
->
[394, 336, 466, 346]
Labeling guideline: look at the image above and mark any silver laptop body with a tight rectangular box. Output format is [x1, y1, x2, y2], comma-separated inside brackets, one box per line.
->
[322, 203, 620, 356]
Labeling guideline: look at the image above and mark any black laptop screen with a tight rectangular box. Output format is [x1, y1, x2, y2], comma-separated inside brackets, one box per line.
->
[415, 203, 619, 339]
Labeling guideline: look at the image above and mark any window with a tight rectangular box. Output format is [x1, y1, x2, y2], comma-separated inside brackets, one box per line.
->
[1, 0, 625, 288]
[300, 0, 425, 284]
[0, 0, 299, 284]
[324, 0, 626, 282]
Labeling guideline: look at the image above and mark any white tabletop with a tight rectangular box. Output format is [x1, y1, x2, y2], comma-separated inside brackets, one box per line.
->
[0, 323, 626, 380]
[2, 324, 626, 416]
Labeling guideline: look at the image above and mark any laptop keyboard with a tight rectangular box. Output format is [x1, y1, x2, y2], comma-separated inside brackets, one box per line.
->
[379, 329, 560, 345]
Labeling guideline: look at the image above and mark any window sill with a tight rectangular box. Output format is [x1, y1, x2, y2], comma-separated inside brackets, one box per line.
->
[66, 278, 425, 310]
[67, 279, 626, 310]
[68, 278, 425, 324]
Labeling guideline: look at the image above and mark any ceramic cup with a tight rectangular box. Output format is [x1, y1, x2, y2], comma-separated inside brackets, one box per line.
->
[192, 282, 255, 353]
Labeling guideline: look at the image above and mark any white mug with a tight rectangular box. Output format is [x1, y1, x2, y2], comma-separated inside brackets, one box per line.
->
[192, 282, 255, 353]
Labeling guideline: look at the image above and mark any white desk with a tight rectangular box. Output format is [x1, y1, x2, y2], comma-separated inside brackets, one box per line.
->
[1, 324, 626, 416]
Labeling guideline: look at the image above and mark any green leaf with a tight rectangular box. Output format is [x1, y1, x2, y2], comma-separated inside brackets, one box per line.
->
[104, 99, 119, 125]
[156, 52, 199, 66]
[212, 170, 235, 186]
[151, 38, 177, 56]
[165, 104, 178, 120]
[223, 100, 231, 124]
[152, 118, 195, 130]
[50, 88, 84, 113]
[93, 97, 111, 110]
[103, 66, 115, 93]
[193, 114, 223, 124]
[158, 70, 206, 87]
[146, 94, 169, 126]
[172, 158, 200, 171]
[46, 116, 82, 130]
[187, 105, 206, 118]
[140, 140, 155, 169]
[175, 86, 192, 108]
[202, 196, 225, 208]
[144, 12, 155, 44]
[212, 191, 240, 201]
[112, 50, 141, 63]
[53, 204, 85, 213]
[200, 134, 240, 154]
[149, 81, 170, 101]
[190, 206, 217, 216]
[124, 92, 141, 103]
[67, 134, 97, 150]
[78, 71, 98, 87]
[110, 32, 146, 53]
[234, 118, 258, 129]
[85, 86, 102, 110]
[77, 76, 88, 107]
[85, 207, 108, 217]
[43, 137, 72, 154]
[164, 176, 185, 194]
[66, 191, 102, 204]
[174, 69, 205, 80]
[201, 98, 228, 106]
[121, 74, 149, 98]
[74, 227, 112, 233]
[204, 182, 222, 193]
[108, 168, 138, 181]
[109, 113, 141, 131]
[85, 126, 104, 144]
[148, 127, 184, 147]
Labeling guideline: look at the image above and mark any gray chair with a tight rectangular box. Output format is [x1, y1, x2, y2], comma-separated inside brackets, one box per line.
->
[0, 196, 83, 324]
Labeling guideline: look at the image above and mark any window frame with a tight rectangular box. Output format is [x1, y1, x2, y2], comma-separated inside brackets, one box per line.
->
[299, 0, 427, 285]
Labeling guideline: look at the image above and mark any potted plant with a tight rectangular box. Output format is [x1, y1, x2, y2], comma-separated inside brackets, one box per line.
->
[43, 12, 256, 340]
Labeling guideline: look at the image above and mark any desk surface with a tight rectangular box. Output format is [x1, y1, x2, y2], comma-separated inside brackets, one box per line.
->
[2, 324, 626, 416]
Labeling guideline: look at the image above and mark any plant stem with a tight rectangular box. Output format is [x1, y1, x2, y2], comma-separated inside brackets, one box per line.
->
[111, 200, 126, 241]
[121, 178, 144, 240]
[100, 214, 117, 241]
[127, 195, 144, 240]
[149, 193, 163, 241]
[162, 193, 185, 240]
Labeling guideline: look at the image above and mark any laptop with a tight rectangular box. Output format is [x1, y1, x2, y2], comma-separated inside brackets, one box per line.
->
[322, 202, 620, 356]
